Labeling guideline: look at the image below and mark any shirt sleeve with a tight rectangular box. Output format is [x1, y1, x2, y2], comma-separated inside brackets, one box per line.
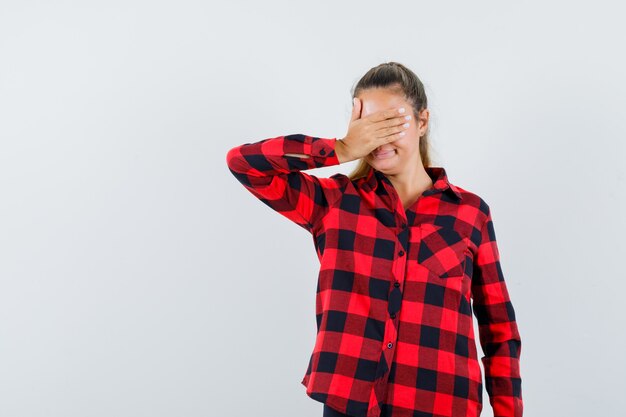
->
[471, 204, 523, 417]
[225, 133, 344, 233]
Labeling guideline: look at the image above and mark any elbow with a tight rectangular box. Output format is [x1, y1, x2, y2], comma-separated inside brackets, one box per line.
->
[226, 145, 248, 174]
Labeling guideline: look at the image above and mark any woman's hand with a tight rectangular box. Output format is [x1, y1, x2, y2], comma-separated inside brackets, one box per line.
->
[335, 98, 411, 163]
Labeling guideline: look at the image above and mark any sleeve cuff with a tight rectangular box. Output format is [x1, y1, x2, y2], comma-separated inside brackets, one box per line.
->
[282, 135, 340, 166]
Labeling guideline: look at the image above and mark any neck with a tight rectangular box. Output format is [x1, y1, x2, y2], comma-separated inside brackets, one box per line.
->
[385, 164, 433, 197]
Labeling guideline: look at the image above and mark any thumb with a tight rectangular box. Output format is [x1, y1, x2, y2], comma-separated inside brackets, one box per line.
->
[350, 97, 362, 122]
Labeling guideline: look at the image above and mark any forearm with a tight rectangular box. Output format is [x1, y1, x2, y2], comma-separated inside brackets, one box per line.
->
[333, 137, 357, 164]
[226, 134, 341, 181]
[225, 133, 346, 233]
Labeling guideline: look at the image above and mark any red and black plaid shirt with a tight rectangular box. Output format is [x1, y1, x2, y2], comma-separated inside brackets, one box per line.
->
[226, 134, 523, 417]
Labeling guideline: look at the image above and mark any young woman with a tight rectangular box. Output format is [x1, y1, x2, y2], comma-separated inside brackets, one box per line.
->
[226, 62, 523, 417]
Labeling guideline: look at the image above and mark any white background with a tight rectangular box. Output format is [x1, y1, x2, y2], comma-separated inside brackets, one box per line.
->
[1, 1, 625, 416]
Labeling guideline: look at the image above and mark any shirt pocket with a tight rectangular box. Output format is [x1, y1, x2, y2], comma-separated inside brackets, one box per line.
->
[417, 223, 468, 279]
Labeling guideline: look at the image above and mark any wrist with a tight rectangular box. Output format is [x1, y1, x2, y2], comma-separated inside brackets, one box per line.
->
[335, 138, 349, 164]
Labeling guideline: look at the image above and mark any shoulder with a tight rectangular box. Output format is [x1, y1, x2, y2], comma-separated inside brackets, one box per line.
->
[451, 183, 492, 218]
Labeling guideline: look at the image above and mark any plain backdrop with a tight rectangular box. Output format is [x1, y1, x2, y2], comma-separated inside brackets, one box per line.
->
[1, 1, 625, 416]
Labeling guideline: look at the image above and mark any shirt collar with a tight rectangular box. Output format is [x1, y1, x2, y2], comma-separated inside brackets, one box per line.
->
[364, 165, 463, 201]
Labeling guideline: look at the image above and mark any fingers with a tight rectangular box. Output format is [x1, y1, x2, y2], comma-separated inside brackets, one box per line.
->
[379, 122, 409, 139]
[386, 131, 406, 143]
[376, 131, 406, 147]
[368, 107, 407, 123]
[375, 112, 411, 133]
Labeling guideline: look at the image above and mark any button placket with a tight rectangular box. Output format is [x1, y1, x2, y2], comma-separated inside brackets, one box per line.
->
[382, 226, 408, 380]
[388, 280, 402, 320]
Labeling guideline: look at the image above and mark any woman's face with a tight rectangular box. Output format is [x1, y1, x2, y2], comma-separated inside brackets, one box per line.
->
[356, 88, 428, 174]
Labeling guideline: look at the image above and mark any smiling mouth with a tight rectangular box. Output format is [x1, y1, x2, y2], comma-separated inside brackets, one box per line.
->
[373, 149, 396, 159]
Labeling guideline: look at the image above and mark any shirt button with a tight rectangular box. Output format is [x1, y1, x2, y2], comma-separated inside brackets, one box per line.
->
[402, 223, 407, 229]
[390, 313, 396, 319]
[387, 342, 393, 349]
[394, 281, 400, 287]
[398, 250, 404, 256]
[319, 148, 326, 155]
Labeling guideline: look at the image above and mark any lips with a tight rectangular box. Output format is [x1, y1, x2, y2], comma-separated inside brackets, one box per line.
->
[373, 149, 395, 158]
